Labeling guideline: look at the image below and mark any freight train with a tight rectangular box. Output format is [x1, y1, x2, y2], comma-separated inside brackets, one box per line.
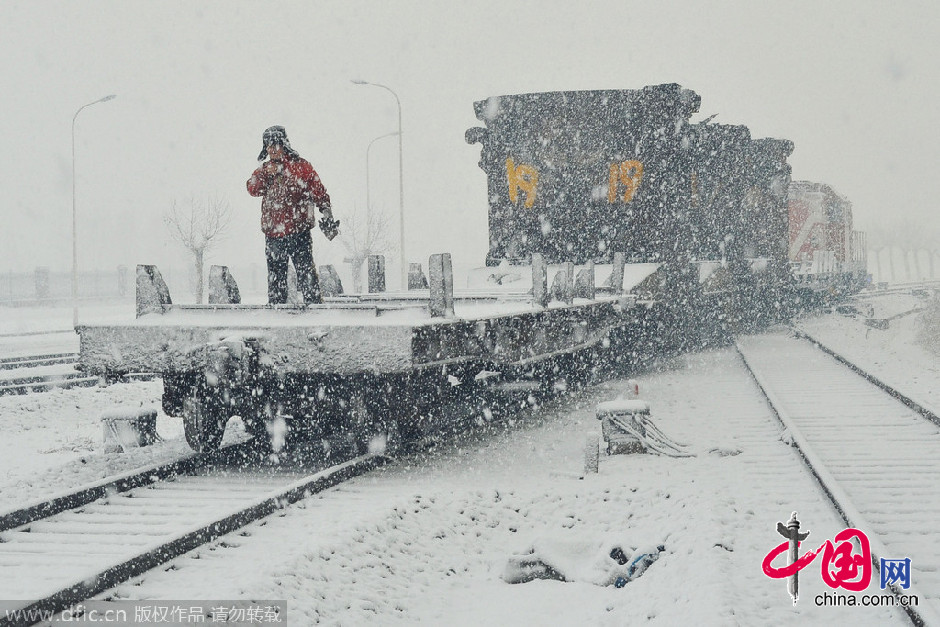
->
[77, 83, 866, 453]
[465, 84, 867, 349]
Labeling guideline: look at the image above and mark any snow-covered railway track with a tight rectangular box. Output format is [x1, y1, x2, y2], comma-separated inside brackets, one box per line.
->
[0, 352, 78, 371]
[0, 444, 259, 533]
[0, 371, 156, 396]
[736, 333, 940, 625]
[0, 351, 91, 396]
[0, 452, 385, 626]
[0, 372, 100, 396]
[0, 350, 154, 395]
[791, 328, 940, 428]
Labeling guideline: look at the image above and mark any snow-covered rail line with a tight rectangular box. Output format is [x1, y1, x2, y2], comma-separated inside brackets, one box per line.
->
[0, 352, 89, 396]
[736, 333, 940, 625]
[791, 327, 940, 428]
[0, 453, 384, 626]
[0, 352, 78, 371]
[0, 445, 257, 533]
[0, 374, 99, 396]
[0, 352, 157, 397]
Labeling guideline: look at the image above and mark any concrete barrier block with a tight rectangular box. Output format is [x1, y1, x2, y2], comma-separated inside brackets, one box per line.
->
[101, 406, 161, 453]
[208, 265, 241, 304]
[136, 265, 172, 317]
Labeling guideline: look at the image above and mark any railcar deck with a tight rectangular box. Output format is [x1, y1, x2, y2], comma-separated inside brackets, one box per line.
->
[77, 294, 635, 376]
[76, 255, 649, 378]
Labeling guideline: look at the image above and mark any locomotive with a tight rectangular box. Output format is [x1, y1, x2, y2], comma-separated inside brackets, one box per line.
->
[788, 180, 868, 296]
[465, 84, 865, 349]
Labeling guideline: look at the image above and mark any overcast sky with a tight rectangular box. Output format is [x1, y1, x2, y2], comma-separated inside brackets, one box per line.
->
[1, 0, 937, 283]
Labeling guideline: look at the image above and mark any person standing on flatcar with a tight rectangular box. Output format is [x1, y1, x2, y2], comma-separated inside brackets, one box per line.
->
[246, 125, 339, 304]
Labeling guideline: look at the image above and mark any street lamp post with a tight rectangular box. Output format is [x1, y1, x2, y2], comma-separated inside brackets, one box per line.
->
[72, 94, 116, 328]
[351, 80, 406, 290]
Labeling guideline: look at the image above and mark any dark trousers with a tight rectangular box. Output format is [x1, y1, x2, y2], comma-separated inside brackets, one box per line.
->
[265, 230, 322, 304]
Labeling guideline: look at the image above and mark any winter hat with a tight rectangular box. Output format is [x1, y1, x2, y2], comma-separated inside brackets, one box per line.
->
[258, 125, 293, 161]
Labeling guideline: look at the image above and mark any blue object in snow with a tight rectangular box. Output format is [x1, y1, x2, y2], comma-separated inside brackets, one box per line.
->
[626, 544, 666, 579]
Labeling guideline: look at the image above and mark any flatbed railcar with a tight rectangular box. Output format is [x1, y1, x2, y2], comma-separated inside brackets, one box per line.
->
[78, 258, 639, 452]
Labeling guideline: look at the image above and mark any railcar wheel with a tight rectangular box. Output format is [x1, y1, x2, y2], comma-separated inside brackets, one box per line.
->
[354, 419, 401, 457]
[240, 409, 271, 451]
[349, 387, 402, 457]
[182, 396, 226, 453]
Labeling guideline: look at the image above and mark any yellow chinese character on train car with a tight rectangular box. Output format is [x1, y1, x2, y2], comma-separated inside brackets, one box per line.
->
[506, 157, 539, 208]
[608, 160, 644, 203]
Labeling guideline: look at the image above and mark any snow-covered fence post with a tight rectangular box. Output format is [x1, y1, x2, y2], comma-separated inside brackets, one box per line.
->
[208, 265, 241, 305]
[532, 253, 548, 307]
[609, 252, 625, 295]
[584, 433, 600, 474]
[429, 253, 455, 318]
[117, 265, 128, 297]
[136, 265, 172, 317]
[368, 255, 386, 293]
[408, 263, 429, 289]
[34, 266, 50, 301]
[575, 261, 595, 299]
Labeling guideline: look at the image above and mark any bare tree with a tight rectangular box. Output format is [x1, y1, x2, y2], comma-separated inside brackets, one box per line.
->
[867, 226, 886, 283]
[895, 219, 924, 280]
[339, 206, 397, 293]
[930, 230, 940, 279]
[164, 195, 231, 303]
[881, 222, 899, 283]
[909, 224, 940, 280]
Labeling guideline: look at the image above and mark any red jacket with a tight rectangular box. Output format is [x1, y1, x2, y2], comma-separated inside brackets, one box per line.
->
[247, 156, 331, 238]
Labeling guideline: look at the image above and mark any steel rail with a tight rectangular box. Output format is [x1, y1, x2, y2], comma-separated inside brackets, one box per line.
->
[0, 453, 386, 626]
[0, 353, 78, 370]
[735, 337, 940, 627]
[791, 327, 940, 428]
[0, 442, 257, 533]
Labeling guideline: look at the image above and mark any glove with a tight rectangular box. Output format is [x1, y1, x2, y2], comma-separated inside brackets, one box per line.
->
[317, 204, 339, 240]
[319, 216, 340, 240]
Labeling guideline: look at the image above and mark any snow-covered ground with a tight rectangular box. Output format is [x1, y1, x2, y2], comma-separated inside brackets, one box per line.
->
[1, 294, 936, 625]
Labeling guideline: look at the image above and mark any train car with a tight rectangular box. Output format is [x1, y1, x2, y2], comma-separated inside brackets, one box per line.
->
[465, 84, 700, 266]
[684, 121, 752, 262]
[788, 180, 868, 298]
[465, 85, 797, 349]
[79, 259, 638, 453]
